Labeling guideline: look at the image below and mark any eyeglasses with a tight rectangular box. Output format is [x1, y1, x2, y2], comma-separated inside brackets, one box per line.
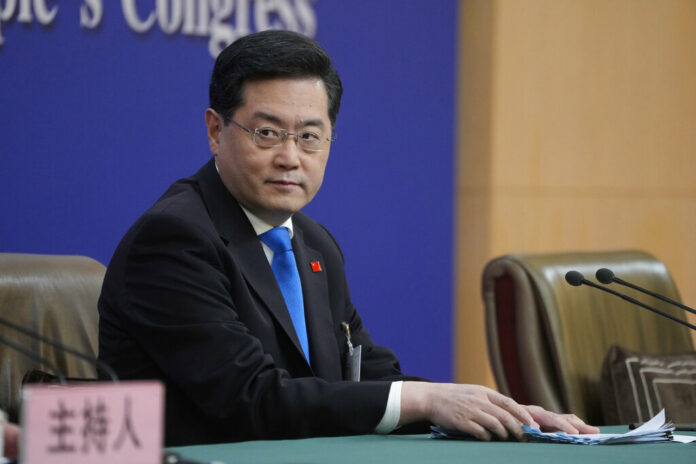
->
[229, 120, 336, 153]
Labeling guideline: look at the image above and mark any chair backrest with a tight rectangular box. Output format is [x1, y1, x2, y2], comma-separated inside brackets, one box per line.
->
[482, 250, 693, 425]
[0, 253, 105, 421]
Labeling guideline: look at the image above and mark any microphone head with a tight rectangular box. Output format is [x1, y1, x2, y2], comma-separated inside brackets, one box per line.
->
[565, 270, 585, 286]
[596, 268, 615, 284]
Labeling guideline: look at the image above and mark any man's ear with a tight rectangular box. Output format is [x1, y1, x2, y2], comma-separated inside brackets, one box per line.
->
[204, 108, 222, 155]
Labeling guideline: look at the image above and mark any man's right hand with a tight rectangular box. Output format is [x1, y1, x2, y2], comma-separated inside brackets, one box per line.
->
[399, 382, 538, 441]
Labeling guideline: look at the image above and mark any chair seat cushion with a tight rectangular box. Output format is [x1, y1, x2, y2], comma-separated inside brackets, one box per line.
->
[600, 345, 696, 425]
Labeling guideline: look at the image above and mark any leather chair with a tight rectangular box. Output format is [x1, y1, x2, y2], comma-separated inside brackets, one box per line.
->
[482, 250, 694, 425]
[0, 253, 105, 422]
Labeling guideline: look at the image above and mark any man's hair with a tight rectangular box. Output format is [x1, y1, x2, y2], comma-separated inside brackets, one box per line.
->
[209, 30, 343, 128]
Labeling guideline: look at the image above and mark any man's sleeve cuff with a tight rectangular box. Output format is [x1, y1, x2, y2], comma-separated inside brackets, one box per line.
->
[374, 380, 402, 434]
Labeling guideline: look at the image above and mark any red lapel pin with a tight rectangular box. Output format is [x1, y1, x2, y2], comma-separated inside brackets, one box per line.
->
[310, 261, 322, 273]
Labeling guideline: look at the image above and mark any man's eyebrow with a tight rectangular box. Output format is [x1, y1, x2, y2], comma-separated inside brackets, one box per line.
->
[300, 119, 326, 129]
[251, 111, 284, 126]
[250, 112, 326, 129]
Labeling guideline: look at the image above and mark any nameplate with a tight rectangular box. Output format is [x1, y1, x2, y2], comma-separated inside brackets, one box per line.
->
[20, 381, 164, 464]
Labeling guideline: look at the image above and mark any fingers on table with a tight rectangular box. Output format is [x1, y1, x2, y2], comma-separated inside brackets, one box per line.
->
[527, 405, 598, 434]
[563, 413, 600, 434]
[466, 390, 527, 440]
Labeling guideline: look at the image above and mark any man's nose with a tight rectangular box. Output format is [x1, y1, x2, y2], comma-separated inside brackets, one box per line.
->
[273, 136, 303, 168]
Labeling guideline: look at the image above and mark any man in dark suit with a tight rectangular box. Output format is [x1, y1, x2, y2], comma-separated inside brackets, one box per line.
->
[98, 30, 598, 447]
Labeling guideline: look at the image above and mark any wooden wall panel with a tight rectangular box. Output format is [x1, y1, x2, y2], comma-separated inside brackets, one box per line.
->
[455, 0, 495, 385]
[456, 0, 696, 387]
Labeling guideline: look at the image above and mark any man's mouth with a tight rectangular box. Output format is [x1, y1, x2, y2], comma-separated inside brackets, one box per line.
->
[267, 179, 301, 188]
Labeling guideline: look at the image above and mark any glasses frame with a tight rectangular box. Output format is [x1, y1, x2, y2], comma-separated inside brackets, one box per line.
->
[229, 120, 336, 153]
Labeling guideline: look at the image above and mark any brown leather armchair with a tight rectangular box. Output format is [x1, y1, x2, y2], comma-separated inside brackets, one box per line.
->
[482, 250, 693, 425]
[0, 253, 105, 422]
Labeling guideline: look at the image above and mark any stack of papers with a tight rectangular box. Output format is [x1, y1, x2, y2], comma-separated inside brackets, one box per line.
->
[430, 409, 696, 444]
[524, 409, 675, 445]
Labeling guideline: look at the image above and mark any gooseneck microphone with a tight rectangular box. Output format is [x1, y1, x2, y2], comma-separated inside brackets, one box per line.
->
[564, 270, 696, 331]
[0, 315, 118, 382]
[595, 268, 696, 316]
[0, 333, 66, 384]
[564, 270, 587, 287]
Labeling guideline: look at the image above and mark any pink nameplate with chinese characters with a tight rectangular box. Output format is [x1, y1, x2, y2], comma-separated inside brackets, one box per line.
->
[20, 381, 164, 464]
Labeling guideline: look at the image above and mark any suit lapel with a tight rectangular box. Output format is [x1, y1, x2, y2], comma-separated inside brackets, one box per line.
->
[292, 227, 343, 381]
[194, 160, 308, 365]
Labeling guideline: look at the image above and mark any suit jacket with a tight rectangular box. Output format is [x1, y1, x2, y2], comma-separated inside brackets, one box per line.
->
[98, 159, 410, 446]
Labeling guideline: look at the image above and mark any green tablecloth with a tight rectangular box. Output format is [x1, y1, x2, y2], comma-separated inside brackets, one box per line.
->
[169, 428, 696, 464]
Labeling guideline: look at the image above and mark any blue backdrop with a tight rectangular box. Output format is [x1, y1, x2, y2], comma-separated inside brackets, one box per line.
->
[0, 1, 456, 382]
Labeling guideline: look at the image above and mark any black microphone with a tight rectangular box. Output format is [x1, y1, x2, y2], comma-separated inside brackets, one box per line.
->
[564, 270, 585, 287]
[0, 315, 118, 382]
[0, 332, 66, 384]
[596, 267, 696, 316]
[564, 270, 696, 331]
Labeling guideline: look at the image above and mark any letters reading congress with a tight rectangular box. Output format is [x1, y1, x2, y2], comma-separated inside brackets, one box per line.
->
[0, 0, 318, 56]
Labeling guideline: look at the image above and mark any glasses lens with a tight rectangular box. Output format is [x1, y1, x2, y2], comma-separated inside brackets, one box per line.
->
[252, 127, 332, 151]
[297, 131, 323, 151]
[254, 128, 282, 148]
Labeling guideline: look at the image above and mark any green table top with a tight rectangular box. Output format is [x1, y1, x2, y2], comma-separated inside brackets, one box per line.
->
[169, 428, 696, 464]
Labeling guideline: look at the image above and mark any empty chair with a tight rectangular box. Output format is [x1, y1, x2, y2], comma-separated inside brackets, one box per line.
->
[0, 253, 105, 422]
[482, 250, 693, 425]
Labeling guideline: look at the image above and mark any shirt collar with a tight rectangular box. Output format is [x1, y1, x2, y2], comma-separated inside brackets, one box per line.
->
[240, 205, 294, 239]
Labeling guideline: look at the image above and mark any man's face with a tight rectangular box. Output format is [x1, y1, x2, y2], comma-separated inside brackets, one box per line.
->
[205, 77, 332, 225]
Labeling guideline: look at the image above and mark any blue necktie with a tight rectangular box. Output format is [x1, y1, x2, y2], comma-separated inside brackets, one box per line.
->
[259, 227, 310, 364]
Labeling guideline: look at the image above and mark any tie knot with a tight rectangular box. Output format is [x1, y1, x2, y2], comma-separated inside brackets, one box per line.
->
[259, 227, 292, 253]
